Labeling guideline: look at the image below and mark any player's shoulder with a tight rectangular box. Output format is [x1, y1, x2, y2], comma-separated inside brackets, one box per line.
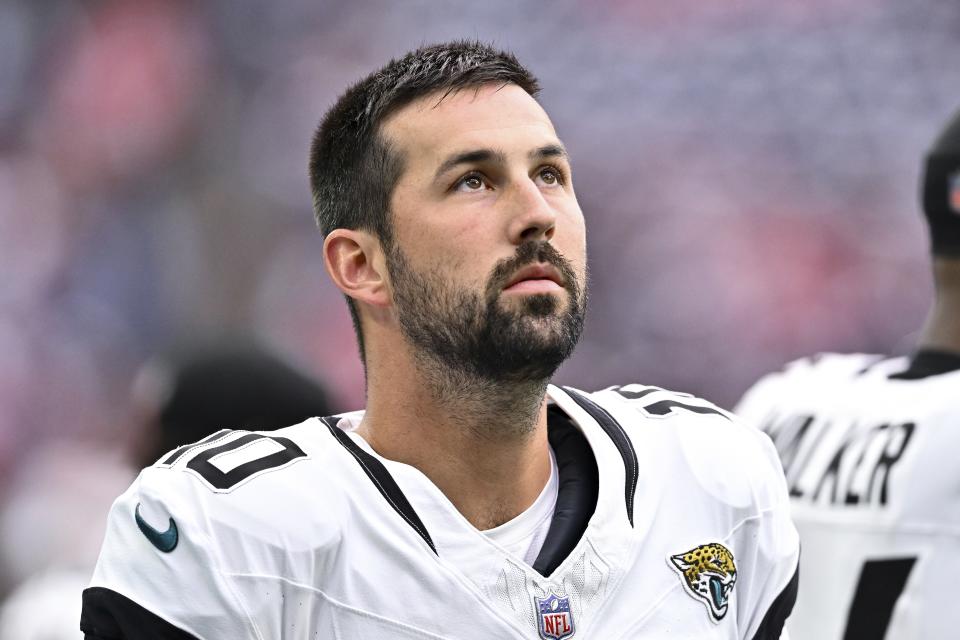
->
[585, 382, 736, 424]
[587, 382, 766, 454]
[140, 417, 338, 490]
[557, 383, 784, 507]
[88, 417, 366, 633]
[125, 417, 358, 548]
[753, 351, 893, 389]
[735, 352, 904, 415]
[564, 382, 737, 435]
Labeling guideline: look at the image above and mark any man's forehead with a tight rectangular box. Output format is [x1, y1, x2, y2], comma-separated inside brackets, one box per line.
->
[382, 83, 558, 157]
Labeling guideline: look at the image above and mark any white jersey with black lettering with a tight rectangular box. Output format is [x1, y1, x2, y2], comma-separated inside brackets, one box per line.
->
[83, 384, 799, 639]
[735, 351, 960, 640]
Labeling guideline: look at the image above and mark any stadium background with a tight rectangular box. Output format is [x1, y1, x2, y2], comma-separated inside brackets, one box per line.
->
[2, 0, 960, 615]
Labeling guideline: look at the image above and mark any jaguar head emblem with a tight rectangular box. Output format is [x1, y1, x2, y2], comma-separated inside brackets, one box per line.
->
[669, 542, 737, 621]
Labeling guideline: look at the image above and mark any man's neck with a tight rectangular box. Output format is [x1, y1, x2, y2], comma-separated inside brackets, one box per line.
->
[918, 297, 960, 354]
[921, 261, 960, 353]
[358, 355, 554, 531]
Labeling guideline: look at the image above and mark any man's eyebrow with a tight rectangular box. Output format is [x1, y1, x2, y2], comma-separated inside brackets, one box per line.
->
[530, 143, 569, 161]
[434, 149, 507, 180]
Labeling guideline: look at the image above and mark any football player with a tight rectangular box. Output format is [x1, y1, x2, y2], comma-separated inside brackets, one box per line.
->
[82, 41, 799, 639]
[735, 109, 960, 639]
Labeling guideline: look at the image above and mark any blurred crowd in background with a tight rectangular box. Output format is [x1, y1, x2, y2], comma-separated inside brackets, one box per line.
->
[2, 0, 960, 630]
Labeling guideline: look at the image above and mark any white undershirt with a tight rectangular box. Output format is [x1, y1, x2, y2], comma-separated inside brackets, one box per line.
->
[481, 446, 558, 566]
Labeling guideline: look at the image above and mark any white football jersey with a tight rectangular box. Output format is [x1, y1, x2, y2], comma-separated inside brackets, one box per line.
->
[83, 384, 799, 639]
[735, 351, 960, 640]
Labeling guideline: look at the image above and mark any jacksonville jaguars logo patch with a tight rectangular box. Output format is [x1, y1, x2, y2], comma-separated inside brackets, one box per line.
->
[669, 542, 737, 622]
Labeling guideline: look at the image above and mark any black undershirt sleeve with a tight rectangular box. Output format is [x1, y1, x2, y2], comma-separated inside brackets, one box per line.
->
[81, 587, 202, 640]
[750, 563, 800, 640]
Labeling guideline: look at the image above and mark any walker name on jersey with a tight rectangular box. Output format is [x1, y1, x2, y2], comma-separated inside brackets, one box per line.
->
[760, 413, 914, 507]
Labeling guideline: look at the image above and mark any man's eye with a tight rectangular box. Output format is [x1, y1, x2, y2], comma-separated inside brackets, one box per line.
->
[455, 174, 486, 192]
[538, 167, 562, 186]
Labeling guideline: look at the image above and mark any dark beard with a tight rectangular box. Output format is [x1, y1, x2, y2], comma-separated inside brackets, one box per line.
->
[388, 241, 586, 385]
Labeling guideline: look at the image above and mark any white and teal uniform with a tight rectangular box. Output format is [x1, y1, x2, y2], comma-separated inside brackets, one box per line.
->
[84, 384, 799, 639]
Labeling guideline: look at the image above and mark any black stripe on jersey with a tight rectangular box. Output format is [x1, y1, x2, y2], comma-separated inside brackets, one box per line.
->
[563, 387, 638, 527]
[81, 587, 201, 639]
[321, 417, 438, 555]
[750, 561, 799, 640]
[160, 429, 231, 466]
[533, 406, 600, 576]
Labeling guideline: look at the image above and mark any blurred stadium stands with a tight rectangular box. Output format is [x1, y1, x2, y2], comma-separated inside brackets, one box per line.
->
[1, 0, 959, 603]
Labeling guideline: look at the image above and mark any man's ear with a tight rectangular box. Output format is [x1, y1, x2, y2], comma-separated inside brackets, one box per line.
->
[323, 229, 391, 308]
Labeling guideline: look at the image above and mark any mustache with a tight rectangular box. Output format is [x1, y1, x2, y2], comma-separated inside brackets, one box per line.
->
[486, 241, 579, 299]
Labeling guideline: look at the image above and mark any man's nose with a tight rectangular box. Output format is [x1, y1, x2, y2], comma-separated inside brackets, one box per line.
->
[507, 180, 557, 244]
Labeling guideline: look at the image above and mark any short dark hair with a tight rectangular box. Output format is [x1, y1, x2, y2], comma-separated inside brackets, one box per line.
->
[308, 41, 540, 363]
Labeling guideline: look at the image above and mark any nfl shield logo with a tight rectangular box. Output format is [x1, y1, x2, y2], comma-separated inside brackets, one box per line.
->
[950, 171, 960, 215]
[535, 593, 575, 639]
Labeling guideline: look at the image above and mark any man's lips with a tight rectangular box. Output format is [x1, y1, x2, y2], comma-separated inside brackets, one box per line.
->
[503, 263, 565, 293]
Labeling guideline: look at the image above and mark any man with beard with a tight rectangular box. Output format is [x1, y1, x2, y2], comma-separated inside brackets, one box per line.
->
[81, 42, 799, 639]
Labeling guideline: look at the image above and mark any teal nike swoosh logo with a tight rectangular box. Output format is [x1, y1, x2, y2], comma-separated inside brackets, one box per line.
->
[135, 503, 178, 553]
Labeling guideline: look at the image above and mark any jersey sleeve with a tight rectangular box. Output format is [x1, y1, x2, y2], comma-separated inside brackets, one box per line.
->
[735, 428, 800, 640]
[735, 353, 882, 427]
[81, 468, 258, 639]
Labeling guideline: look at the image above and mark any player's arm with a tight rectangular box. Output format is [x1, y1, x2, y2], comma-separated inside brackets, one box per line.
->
[80, 471, 258, 639]
[737, 430, 800, 640]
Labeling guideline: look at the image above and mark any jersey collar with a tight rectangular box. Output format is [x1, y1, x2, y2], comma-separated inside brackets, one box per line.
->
[890, 348, 960, 379]
[327, 385, 639, 581]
